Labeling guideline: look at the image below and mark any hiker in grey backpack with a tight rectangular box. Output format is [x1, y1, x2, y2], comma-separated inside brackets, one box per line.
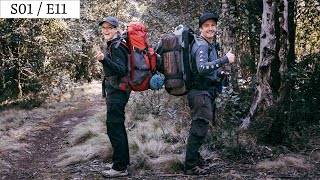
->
[184, 12, 235, 175]
[95, 16, 130, 178]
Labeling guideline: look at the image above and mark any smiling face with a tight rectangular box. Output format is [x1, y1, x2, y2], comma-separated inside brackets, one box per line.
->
[100, 22, 117, 41]
[199, 19, 217, 43]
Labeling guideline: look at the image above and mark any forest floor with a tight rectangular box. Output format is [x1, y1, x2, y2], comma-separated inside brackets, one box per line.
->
[0, 81, 319, 180]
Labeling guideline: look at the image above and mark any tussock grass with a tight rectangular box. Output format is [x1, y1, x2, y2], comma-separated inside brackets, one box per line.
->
[150, 155, 184, 173]
[129, 151, 152, 170]
[165, 158, 185, 172]
[56, 113, 111, 167]
[221, 171, 243, 179]
[125, 112, 188, 171]
[57, 80, 103, 101]
[68, 116, 106, 146]
[132, 123, 163, 142]
[55, 136, 111, 167]
[120, 92, 191, 172]
[0, 159, 11, 173]
[0, 139, 28, 154]
[256, 156, 311, 170]
[127, 121, 166, 170]
[199, 148, 220, 160]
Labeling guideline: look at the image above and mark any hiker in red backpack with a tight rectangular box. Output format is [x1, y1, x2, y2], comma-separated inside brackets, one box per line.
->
[184, 12, 235, 175]
[95, 16, 130, 178]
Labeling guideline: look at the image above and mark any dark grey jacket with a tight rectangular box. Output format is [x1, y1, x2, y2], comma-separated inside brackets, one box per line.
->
[189, 35, 229, 98]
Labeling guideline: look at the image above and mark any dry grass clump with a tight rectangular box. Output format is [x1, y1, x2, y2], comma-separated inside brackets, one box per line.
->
[126, 111, 186, 171]
[150, 155, 185, 173]
[55, 136, 112, 167]
[67, 115, 106, 146]
[55, 113, 111, 167]
[129, 150, 152, 170]
[0, 139, 28, 154]
[221, 170, 243, 179]
[0, 108, 50, 131]
[128, 120, 167, 159]
[58, 80, 103, 102]
[256, 155, 311, 170]
[55, 89, 186, 169]
[0, 159, 12, 174]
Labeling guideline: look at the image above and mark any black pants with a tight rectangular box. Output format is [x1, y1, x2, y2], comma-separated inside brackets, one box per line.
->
[185, 94, 215, 170]
[106, 88, 130, 171]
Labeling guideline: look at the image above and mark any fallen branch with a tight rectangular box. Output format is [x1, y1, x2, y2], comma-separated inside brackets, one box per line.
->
[308, 148, 320, 162]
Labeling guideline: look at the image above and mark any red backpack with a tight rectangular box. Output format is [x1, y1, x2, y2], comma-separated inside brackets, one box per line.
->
[108, 22, 157, 91]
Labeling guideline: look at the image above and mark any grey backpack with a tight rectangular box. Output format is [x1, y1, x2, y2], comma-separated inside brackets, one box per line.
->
[160, 25, 195, 96]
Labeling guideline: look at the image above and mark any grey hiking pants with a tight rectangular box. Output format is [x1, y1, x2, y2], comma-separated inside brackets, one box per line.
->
[185, 94, 215, 170]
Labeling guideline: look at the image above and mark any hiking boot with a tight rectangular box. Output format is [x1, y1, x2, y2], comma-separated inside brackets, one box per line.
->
[101, 168, 128, 178]
[185, 166, 208, 175]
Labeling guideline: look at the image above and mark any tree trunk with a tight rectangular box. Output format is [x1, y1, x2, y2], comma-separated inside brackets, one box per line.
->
[277, 0, 289, 102]
[248, 18, 258, 74]
[221, 0, 238, 88]
[286, 0, 296, 96]
[241, 0, 276, 129]
[287, 0, 295, 69]
[0, 46, 4, 91]
[221, 0, 235, 53]
[18, 66, 23, 98]
[17, 47, 23, 98]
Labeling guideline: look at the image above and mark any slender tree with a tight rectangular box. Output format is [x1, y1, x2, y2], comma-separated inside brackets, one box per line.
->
[221, 0, 236, 52]
[241, 0, 276, 129]
[277, 0, 289, 102]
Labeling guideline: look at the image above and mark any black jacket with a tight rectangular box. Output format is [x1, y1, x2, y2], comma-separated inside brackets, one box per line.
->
[100, 37, 130, 101]
[100, 36, 129, 78]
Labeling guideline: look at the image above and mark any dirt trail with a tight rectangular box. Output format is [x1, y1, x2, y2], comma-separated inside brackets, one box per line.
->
[0, 96, 105, 180]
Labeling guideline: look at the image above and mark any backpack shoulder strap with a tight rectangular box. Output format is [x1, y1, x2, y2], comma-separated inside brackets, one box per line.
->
[193, 35, 212, 57]
[108, 38, 129, 58]
[193, 35, 207, 47]
[113, 36, 129, 49]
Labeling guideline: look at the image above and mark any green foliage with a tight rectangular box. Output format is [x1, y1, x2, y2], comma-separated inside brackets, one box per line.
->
[204, 84, 251, 151]
[296, 0, 320, 60]
[280, 52, 320, 148]
[250, 51, 320, 149]
[0, 19, 47, 104]
[222, 0, 262, 77]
